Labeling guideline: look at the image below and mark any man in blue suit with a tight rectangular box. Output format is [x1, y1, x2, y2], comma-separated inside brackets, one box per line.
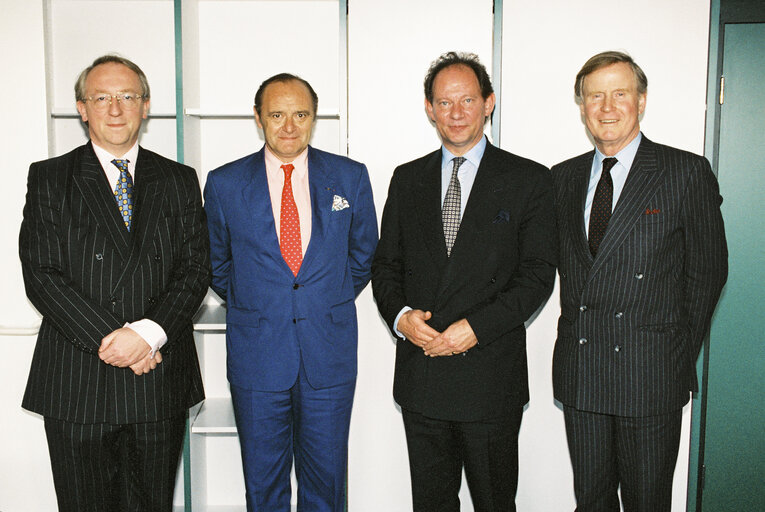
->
[204, 73, 377, 512]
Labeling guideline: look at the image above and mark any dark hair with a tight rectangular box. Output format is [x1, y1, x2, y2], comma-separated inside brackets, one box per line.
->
[423, 51, 494, 104]
[575, 51, 647, 103]
[75, 54, 150, 102]
[254, 73, 318, 116]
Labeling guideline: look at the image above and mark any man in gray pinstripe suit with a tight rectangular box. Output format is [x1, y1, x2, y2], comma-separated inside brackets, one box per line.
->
[551, 51, 727, 511]
[19, 55, 210, 511]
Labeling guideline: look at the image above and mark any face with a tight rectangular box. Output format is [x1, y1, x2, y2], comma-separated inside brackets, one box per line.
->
[580, 62, 646, 156]
[254, 80, 315, 162]
[76, 62, 149, 156]
[426, 64, 495, 156]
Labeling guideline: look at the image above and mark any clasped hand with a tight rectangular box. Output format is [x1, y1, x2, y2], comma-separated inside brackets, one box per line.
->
[398, 310, 477, 357]
[99, 327, 163, 375]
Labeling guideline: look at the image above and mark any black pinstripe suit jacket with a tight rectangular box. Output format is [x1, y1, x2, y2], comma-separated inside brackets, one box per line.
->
[551, 135, 728, 417]
[19, 142, 210, 425]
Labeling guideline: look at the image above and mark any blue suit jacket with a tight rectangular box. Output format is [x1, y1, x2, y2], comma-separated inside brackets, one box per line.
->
[204, 145, 378, 391]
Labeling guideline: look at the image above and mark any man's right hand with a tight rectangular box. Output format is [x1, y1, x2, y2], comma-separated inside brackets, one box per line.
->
[129, 350, 163, 376]
[398, 309, 441, 349]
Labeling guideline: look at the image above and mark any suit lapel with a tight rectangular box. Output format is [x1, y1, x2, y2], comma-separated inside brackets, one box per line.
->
[436, 144, 506, 297]
[589, 137, 663, 276]
[300, 147, 335, 275]
[414, 150, 449, 272]
[241, 150, 290, 277]
[72, 143, 131, 251]
[567, 152, 596, 269]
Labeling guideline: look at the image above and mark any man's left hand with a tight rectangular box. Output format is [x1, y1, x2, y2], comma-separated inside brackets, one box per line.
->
[423, 318, 477, 357]
[99, 327, 151, 367]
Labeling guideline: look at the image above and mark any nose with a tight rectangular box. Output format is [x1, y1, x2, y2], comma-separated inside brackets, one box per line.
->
[282, 116, 295, 132]
[450, 103, 465, 119]
[108, 95, 124, 116]
[601, 96, 613, 112]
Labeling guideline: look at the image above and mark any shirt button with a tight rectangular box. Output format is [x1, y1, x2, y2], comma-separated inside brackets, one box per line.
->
[579, 338, 587, 345]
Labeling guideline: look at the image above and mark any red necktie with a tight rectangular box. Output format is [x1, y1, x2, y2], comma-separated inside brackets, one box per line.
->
[280, 164, 302, 275]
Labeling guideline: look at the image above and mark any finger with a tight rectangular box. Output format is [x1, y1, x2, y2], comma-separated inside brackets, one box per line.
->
[154, 351, 163, 364]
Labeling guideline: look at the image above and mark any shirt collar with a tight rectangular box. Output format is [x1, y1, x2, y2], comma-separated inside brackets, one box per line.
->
[441, 135, 488, 170]
[594, 132, 642, 173]
[264, 145, 309, 180]
[92, 141, 139, 177]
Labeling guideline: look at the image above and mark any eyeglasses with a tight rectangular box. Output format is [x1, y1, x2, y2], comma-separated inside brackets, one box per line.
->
[83, 92, 146, 111]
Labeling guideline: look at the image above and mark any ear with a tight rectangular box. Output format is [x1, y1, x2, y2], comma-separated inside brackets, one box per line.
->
[253, 105, 264, 129]
[638, 92, 647, 115]
[483, 92, 496, 117]
[424, 97, 435, 122]
[76, 101, 88, 123]
[141, 98, 150, 120]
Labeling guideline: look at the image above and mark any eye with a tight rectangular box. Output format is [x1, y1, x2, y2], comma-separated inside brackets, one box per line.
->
[271, 113, 281, 119]
[439, 100, 450, 107]
[465, 98, 473, 103]
[121, 93, 137, 102]
[94, 94, 108, 103]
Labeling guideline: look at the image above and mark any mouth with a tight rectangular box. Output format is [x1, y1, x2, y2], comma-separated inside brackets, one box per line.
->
[600, 119, 618, 125]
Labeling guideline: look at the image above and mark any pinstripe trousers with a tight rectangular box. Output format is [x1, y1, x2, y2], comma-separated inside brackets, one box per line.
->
[44, 415, 186, 512]
[563, 406, 682, 512]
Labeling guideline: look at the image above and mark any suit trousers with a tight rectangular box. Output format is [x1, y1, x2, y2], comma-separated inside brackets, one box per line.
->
[402, 406, 523, 512]
[230, 359, 356, 512]
[44, 415, 186, 512]
[563, 406, 682, 512]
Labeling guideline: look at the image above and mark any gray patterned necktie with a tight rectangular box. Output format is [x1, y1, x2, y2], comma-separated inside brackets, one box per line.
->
[443, 157, 465, 256]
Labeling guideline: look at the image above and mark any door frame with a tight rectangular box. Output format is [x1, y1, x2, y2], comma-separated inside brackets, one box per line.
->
[690, 1, 765, 510]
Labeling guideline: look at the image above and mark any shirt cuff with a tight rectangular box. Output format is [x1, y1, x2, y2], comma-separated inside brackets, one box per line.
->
[125, 319, 168, 356]
[393, 306, 412, 339]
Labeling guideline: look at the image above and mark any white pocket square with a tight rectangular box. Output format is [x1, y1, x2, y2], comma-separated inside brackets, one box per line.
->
[332, 195, 350, 211]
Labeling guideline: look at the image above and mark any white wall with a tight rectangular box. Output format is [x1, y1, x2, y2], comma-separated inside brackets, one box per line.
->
[0, 1, 711, 511]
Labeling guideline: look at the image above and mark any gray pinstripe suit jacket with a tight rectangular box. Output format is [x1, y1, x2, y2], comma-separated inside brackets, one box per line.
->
[551, 135, 728, 417]
[19, 142, 210, 425]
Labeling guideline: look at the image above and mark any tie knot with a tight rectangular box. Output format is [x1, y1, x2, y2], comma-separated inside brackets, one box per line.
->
[602, 157, 618, 174]
[452, 157, 466, 173]
[112, 159, 129, 173]
[281, 163, 295, 180]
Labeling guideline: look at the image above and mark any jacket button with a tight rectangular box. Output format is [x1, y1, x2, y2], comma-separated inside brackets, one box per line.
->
[579, 338, 587, 345]
[614, 345, 621, 352]
[148, 297, 156, 304]
[615, 311, 624, 319]
[490, 277, 497, 283]
[293, 318, 297, 324]
[634, 272, 644, 280]
[154, 254, 162, 261]
[95, 253, 103, 261]
[293, 283, 300, 290]
[579, 305, 587, 312]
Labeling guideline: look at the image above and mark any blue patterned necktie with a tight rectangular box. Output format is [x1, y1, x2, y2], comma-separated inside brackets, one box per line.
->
[111, 159, 134, 231]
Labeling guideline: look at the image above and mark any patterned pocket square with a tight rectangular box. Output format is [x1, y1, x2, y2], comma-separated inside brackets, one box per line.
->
[332, 195, 350, 211]
[492, 209, 511, 223]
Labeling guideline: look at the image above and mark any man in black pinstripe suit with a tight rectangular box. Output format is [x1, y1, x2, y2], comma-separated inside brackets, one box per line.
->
[19, 55, 210, 511]
[552, 51, 727, 511]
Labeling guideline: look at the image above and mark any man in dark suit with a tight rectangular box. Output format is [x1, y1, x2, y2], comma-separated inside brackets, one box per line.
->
[204, 73, 377, 512]
[372, 52, 557, 512]
[19, 55, 210, 511]
[551, 51, 728, 511]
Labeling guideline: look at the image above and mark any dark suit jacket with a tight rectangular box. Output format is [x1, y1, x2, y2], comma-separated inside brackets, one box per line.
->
[204, 145, 378, 392]
[372, 142, 557, 421]
[551, 135, 728, 417]
[19, 142, 210, 425]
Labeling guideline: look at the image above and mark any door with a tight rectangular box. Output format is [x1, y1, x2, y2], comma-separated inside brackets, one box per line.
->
[702, 22, 765, 512]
